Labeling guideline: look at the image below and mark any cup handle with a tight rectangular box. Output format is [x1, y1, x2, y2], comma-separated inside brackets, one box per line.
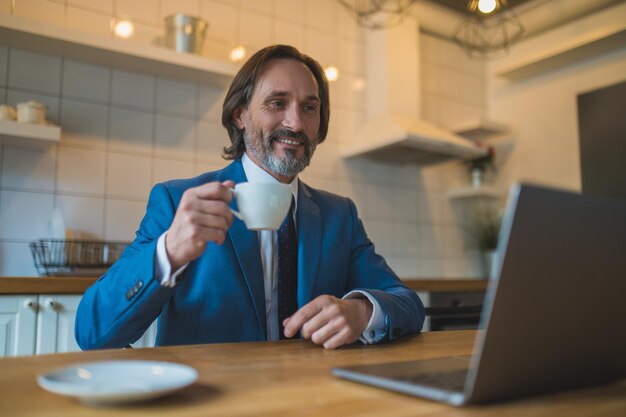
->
[230, 207, 243, 221]
[229, 188, 244, 221]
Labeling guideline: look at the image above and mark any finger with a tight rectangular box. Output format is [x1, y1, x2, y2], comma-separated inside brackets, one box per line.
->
[310, 316, 345, 346]
[322, 328, 353, 350]
[283, 300, 325, 338]
[194, 182, 233, 202]
[299, 308, 333, 339]
[195, 200, 234, 224]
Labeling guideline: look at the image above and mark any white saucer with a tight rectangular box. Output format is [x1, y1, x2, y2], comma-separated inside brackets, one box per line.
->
[37, 360, 198, 406]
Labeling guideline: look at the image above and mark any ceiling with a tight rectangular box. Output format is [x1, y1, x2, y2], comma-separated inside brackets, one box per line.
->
[428, 0, 534, 16]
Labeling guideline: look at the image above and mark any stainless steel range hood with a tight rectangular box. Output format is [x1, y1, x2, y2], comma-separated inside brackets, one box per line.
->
[343, 18, 485, 165]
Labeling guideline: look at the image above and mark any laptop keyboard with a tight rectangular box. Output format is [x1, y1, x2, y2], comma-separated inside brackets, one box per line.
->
[398, 369, 468, 392]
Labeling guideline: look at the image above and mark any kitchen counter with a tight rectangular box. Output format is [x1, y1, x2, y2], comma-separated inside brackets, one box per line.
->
[0, 277, 488, 295]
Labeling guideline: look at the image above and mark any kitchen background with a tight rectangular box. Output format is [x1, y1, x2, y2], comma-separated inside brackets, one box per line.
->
[1, 0, 625, 278]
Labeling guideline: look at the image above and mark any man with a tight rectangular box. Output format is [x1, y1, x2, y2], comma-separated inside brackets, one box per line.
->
[75, 45, 424, 350]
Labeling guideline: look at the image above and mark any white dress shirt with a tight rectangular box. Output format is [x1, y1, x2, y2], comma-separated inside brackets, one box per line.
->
[154, 153, 386, 343]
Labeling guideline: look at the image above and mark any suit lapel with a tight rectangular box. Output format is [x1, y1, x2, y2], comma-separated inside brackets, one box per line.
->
[296, 181, 321, 306]
[219, 161, 267, 339]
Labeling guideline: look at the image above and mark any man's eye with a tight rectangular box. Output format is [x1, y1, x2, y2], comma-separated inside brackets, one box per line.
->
[304, 104, 318, 112]
[268, 100, 284, 109]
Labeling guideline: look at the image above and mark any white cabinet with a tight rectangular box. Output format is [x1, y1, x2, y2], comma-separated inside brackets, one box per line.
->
[0, 294, 156, 357]
[35, 295, 81, 355]
[0, 295, 38, 356]
[0, 294, 80, 356]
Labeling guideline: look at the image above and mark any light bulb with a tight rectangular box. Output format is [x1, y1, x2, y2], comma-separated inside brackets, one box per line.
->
[230, 46, 246, 62]
[114, 20, 134, 38]
[324, 66, 339, 82]
[477, 0, 497, 14]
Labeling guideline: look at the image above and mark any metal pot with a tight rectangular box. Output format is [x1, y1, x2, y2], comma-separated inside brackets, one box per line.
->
[164, 14, 208, 54]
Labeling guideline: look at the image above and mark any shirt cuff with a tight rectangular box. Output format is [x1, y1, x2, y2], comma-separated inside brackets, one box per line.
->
[155, 232, 188, 288]
[343, 290, 386, 344]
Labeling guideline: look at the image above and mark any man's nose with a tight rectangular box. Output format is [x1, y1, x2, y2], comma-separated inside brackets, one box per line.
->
[282, 105, 304, 131]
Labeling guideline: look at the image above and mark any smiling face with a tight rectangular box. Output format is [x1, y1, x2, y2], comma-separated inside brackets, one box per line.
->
[233, 58, 321, 183]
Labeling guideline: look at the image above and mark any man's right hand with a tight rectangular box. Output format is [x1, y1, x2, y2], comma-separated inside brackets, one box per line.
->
[165, 180, 235, 270]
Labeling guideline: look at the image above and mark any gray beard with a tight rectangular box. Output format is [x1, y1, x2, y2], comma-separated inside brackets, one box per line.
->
[244, 130, 316, 178]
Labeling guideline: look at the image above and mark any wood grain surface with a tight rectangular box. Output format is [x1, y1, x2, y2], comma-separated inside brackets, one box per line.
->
[0, 331, 624, 417]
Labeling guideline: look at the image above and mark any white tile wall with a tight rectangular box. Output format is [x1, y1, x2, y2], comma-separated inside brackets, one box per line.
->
[196, 85, 224, 122]
[103, 199, 147, 241]
[0, 46, 8, 86]
[243, 0, 273, 15]
[0, 190, 54, 240]
[0, 3, 487, 278]
[275, 0, 304, 24]
[57, 194, 105, 237]
[155, 78, 195, 117]
[154, 114, 195, 159]
[153, 158, 194, 184]
[116, 0, 158, 24]
[106, 152, 152, 199]
[240, 10, 273, 53]
[0, 0, 11, 14]
[1, 146, 57, 192]
[202, 0, 237, 43]
[305, 0, 337, 35]
[8, 50, 62, 95]
[68, 0, 114, 14]
[160, 0, 200, 20]
[0, 241, 38, 276]
[111, 70, 155, 110]
[65, 6, 112, 36]
[108, 107, 154, 154]
[13, 0, 65, 26]
[62, 60, 110, 103]
[60, 99, 108, 149]
[56, 147, 106, 195]
[195, 120, 229, 161]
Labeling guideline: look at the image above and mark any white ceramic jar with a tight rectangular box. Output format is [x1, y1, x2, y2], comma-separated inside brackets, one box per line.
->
[16, 101, 47, 124]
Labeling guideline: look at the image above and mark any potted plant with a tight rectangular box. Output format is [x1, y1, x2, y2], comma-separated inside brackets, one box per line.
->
[464, 145, 496, 187]
[465, 206, 502, 277]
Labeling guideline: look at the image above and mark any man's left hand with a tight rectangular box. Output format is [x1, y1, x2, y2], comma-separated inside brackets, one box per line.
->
[282, 295, 373, 349]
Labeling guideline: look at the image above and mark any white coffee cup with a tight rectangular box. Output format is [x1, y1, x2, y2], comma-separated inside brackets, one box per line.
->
[0, 104, 17, 121]
[230, 182, 293, 230]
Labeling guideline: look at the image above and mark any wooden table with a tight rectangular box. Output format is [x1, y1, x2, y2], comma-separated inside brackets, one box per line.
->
[1, 331, 624, 416]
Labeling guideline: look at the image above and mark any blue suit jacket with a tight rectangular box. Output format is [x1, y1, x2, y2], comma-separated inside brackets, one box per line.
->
[75, 160, 424, 349]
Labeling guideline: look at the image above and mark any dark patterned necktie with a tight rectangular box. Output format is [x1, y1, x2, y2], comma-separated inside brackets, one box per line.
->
[278, 197, 298, 340]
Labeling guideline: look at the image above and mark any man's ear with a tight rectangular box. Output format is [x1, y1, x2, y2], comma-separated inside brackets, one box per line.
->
[232, 106, 245, 130]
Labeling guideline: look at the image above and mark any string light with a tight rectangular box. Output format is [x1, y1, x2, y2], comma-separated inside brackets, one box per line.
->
[230, 46, 246, 62]
[477, 0, 497, 14]
[325, 66, 339, 82]
[114, 20, 134, 38]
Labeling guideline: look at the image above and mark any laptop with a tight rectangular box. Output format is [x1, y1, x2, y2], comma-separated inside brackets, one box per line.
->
[333, 183, 626, 405]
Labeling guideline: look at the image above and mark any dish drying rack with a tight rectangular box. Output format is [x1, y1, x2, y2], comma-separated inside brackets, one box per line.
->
[30, 239, 130, 276]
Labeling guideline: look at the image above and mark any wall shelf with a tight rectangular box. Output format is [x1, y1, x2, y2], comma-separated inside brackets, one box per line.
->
[448, 186, 502, 200]
[491, 2, 626, 81]
[0, 14, 238, 88]
[453, 118, 510, 142]
[0, 120, 61, 147]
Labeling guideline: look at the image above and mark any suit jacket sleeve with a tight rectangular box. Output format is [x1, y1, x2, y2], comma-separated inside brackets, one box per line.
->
[345, 198, 425, 342]
[75, 183, 180, 350]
